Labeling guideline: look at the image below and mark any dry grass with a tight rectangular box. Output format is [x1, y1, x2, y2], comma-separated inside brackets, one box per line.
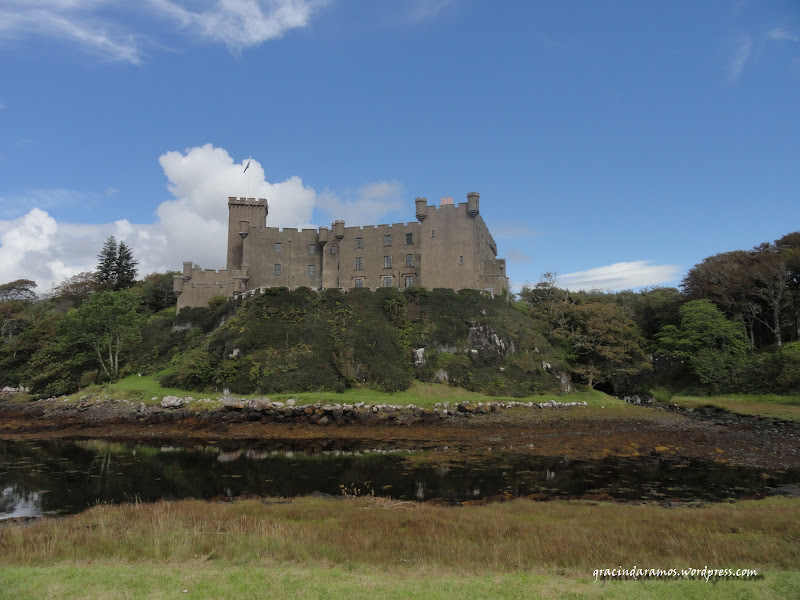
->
[670, 394, 800, 422]
[2, 496, 798, 573]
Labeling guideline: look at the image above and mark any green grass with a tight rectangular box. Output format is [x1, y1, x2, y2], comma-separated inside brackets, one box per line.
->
[54, 376, 628, 412]
[1, 564, 794, 600]
[668, 394, 800, 422]
[1, 496, 798, 599]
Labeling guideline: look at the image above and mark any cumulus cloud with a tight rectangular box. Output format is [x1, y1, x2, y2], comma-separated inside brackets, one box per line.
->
[558, 261, 681, 292]
[154, 143, 319, 270]
[0, 0, 323, 62]
[0, 144, 404, 292]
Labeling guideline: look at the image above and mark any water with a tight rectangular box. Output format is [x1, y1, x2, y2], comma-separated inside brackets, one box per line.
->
[1, 439, 797, 519]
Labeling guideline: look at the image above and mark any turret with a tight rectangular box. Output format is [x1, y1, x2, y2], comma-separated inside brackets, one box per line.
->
[467, 192, 480, 218]
[333, 220, 345, 240]
[415, 197, 428, 222]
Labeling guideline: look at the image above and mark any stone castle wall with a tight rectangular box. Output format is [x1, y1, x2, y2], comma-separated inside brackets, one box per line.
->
[175, 192, 509, 311]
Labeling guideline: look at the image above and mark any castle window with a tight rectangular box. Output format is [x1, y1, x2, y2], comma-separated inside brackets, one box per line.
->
[459, 255, 464, 265]
[431, 229, 436, 238]
[274, 264, 281, 276]
[405, 276, 414, 288]
[405, 254, 414, 267]
[354, 277, 364, 288]
[330, 245, 336, 254]
[384, 255, 392, 268]
[384, 235, 391, 246]
[275, 243, 282, 253]
[406, 233, 413, 245]
[382, 276, 392, 288]
[355, 257, 363, 270]
[355, 237, 363, 249]
[308, 244, 316, 255]
[308, 265, 315, 277]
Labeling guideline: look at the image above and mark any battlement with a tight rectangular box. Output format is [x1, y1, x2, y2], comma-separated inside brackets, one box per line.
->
[228, 196, 267, 207]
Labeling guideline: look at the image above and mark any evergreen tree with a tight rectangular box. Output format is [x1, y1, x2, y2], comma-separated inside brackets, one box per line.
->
[95, 237, 138, 291]
[96, 236, 118, 288]
[115, 242, 138, 290]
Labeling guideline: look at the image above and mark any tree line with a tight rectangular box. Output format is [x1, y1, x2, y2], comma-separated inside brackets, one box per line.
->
[515, 230, 800, 395]
[1, 231, 799, 398]
[0, 237, 178, 394]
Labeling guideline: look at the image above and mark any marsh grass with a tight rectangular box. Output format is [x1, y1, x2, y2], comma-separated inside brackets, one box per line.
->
[2, 497, 798, 572]
[2, 497, 798, 599]
[669, 394, 800, 422]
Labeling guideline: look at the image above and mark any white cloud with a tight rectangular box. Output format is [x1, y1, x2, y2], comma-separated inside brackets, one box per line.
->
[0, 0, 323, 62]
[728, 33, 752, 81]
[768, 28, 799, 43]
[153, 143, 322, 271]
[148, 0, 323, 52]
[0, 2, 142, 63]
[558, 261, 681, 292]
[316, 180, 405, 226]
[0, 144, 404, 291]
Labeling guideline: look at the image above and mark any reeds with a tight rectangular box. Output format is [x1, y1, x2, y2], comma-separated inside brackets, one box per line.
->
[2, 496, 798, 574]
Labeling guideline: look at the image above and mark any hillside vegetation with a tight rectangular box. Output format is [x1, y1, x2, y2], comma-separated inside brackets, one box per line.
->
[161, 287, 566, 396]
[2, 228, 800, 401]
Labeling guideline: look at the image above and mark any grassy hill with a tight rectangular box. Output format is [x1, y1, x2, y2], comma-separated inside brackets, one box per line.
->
[144, 287, 566, 397]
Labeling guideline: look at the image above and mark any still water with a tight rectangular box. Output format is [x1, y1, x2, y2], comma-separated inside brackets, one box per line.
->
[1, 439, 797, 519]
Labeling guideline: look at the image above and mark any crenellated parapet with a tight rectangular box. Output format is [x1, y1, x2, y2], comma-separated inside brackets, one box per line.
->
[174, 261, 248, 311]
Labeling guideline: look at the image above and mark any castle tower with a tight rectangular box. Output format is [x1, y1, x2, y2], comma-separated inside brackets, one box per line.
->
[227, 197, 268, 270]
[466, 192, 480, 218]
[415, 197, 428, 222]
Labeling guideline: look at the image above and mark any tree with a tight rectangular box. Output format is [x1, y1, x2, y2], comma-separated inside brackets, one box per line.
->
[0, 279, 38, 342]
[134, 272, 179, 312]
[115, 241, 138, 290]
[48, 272, 101, 308]
[776, 231, 800, 342]
[96, 236, 118, 287]
[95, 237, 138, 291]
[681, 250, 762, 347]
[749, 243, 790, 348]
[550, 301, 650, 389]
[654, 299, 749, 392]
[0, 279, 37, 303]
[60, 290, 146, 380]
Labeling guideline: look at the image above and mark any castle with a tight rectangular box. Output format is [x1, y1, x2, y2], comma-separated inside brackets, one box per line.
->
[173, 192, 509, 311]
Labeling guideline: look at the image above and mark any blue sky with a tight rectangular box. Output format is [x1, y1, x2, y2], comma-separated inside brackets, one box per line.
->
[0, 0, 798, 293]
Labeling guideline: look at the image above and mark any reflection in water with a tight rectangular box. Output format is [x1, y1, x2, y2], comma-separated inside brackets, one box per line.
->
[1, 439, 798, 519]
[1, 486, 42, 519]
